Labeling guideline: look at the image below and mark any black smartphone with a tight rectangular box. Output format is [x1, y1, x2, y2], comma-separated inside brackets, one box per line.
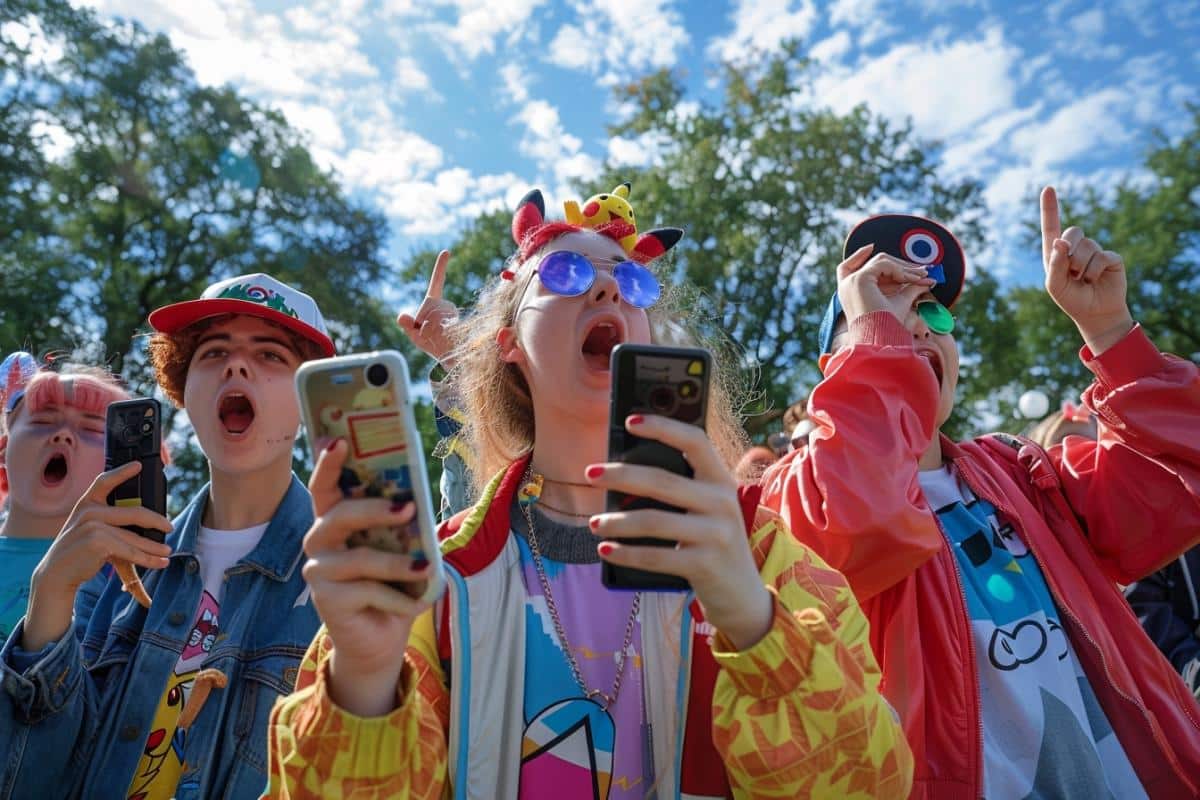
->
[105, 398, 168, 543]
[603, 344, 711, 591]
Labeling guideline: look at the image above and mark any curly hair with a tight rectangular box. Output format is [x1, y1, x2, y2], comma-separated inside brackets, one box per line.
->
[148, 315, 326, 407]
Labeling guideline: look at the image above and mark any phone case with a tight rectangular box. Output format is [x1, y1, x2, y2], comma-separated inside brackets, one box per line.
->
[105, 398, 168, 544]
[295, 350, 444, 603]
[603, 344, 711, 591]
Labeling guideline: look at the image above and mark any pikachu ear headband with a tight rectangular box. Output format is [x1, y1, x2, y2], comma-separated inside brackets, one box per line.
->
[506, 182, 684, 280]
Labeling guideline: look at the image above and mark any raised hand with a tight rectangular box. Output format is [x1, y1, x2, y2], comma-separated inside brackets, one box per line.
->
[23, 461, 173, 651]
[837, 244, 937, 328]
[397, 250, 458, 366]
[1040, 186, 1133, 354]
[301, 439, 433, 716]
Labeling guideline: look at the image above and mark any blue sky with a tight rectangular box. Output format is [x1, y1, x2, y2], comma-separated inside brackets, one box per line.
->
[75, 0, 1200, 286]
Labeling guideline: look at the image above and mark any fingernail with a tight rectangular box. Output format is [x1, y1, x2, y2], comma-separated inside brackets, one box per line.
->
[585, 465, 605, 480]
[626, 414, 644, 426]
[323, 439, 339, 454]
[588, 517, 600, 531]
[390, 500, 409, 513]
[412, 558, 429, 571]
[598, 542, 614, 557]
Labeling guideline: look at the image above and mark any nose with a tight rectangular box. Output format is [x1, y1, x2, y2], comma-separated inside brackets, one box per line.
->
[51, 427, 76, 447]
[223, 350, 252, 380]
[588, 268, 621, 307]
[905, 305, 932, 340]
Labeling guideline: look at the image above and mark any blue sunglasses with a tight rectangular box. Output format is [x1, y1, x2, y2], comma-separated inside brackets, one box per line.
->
[533, 251, 662, 309]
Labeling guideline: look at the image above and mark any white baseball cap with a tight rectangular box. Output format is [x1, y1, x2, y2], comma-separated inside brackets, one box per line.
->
[148, 273, 335, 356]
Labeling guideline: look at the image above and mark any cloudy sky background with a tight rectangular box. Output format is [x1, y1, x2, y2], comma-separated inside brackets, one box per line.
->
[73, 0, 1200, 286]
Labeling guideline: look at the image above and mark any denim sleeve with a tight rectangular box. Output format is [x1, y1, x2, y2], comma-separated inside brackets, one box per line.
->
[0, 575, 109, 797]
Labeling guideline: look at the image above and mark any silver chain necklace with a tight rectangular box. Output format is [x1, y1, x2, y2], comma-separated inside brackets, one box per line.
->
[519, 473, 641, 712]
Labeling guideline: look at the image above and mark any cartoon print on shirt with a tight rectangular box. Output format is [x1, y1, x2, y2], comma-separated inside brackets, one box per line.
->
[127, 671, 192, 800]
[180, 591, 219, 662]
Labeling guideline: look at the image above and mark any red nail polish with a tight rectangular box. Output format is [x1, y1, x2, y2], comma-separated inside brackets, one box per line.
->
[588, 517, 600, 531]
[412, 558, 429, 571]
[586, 465, 605, 480]
[598, 542, 614, 557]
[627, 415, 644, 426]
[323, 439, 339, 454]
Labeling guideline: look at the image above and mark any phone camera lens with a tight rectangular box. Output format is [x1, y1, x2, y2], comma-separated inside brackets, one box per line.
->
[366, 363, 390, 387]
[122, 426, 140, 445]
[648, 385, 676, 413]
[141, 421, 153, 434]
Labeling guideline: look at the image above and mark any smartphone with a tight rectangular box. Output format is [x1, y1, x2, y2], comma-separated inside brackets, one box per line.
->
[603, 344, 711, 591]
[105, 398, 168, 543]
[295, 351, 444, 604]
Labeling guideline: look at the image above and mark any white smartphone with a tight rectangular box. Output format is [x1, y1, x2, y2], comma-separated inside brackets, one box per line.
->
[295, 350, 444, 604]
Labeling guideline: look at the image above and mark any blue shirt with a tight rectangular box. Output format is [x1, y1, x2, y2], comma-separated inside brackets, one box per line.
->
[0, 536, 52, 644]
[921, 465, 1146, 799]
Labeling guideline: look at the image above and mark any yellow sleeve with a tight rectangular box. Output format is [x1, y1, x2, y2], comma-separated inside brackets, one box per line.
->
[710, 509, 914, 799]
[263, 612, 451, 800]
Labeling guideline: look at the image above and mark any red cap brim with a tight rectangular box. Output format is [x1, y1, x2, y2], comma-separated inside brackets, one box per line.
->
[148, 298, 335, 357]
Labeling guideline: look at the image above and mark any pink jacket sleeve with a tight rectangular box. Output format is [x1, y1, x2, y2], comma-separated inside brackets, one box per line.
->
[759, 311, 943, 600]
[1049, 324, 1200, 583]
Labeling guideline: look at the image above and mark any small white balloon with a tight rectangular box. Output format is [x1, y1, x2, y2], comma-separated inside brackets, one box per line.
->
[1018, 390, 1050, 419]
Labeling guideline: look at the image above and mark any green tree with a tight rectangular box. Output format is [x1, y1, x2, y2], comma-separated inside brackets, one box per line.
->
[0, 0, 424, 510]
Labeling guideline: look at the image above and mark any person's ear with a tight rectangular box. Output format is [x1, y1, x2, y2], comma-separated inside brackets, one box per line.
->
[496, 326, 525, 366]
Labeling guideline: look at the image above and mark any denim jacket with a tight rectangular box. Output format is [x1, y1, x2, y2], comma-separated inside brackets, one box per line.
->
[0, 475, 319, 800]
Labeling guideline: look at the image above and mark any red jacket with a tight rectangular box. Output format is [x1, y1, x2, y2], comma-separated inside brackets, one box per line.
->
[760, 311, 1200, 799]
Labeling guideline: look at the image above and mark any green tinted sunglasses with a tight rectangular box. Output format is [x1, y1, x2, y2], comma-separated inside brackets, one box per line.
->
[917, 300, 955, 335]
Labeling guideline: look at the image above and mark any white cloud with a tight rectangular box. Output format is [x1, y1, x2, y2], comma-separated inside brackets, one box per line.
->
[273, 101, 347, 152]
[394, 0, 547, 61]
[499, 62, 530, 104]
[811, 26, 1022, 141]
[546, 0, 689, 79]
[393, 55, 432, 92]
[607, 132, 667, 167]
[708, 0, 818, 64]
[808, 31, 852, 64]
[1068, 8, 1106, 37]
[1010, 88, 1129, 169]
[828, 0, 895, 46]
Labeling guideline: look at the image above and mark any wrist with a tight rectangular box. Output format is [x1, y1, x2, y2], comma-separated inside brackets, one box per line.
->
[23, 576, 75, 652]
[705, 582, 774, 652]
[1076, 311, 1134, 356]
[328, 648, 408, 718]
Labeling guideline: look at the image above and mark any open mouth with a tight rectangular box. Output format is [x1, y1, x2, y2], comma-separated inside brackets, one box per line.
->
[919, 349, 944, 385]
[218, 391, 255, 435]
[42, 453, 68, 486]
[581, 320, 623, 371]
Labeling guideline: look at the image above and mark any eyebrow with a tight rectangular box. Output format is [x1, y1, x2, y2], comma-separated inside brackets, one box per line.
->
[196, 332, 293, 352]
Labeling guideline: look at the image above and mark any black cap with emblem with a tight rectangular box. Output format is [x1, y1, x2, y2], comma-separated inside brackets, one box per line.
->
[843, 214, 966, 308]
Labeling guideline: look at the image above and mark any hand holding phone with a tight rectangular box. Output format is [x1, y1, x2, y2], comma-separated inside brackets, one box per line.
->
[602, 344, 711, 591]
[296, 351, 444, 604]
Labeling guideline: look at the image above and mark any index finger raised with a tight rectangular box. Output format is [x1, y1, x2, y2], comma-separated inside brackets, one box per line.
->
[1040, 186, 1062, 268]
[426, 250, 450, 301]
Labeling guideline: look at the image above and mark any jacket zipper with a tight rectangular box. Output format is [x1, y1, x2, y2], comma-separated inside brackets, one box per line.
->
[930, 512, 984, 799]
[955, 456, 1199, 786]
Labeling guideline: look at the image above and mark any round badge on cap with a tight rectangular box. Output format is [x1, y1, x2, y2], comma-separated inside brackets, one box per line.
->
[843, 214, 966, 309]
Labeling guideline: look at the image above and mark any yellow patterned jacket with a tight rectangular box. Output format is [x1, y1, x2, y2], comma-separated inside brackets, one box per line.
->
[264, 457, 912, 799]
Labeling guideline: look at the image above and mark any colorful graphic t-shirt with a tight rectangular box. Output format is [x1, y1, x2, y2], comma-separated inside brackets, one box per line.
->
[0, 536, 53, 644]
[512, 507, 648, 800]
[126, 522, 267, 800]
[919, 465, 1146, 799]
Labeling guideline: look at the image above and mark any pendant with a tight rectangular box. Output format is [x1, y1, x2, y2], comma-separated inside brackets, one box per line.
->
[519, 473, 544, 507]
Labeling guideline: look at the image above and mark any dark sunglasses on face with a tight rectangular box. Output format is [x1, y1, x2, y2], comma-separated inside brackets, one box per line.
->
[532, 250, 662, 309]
